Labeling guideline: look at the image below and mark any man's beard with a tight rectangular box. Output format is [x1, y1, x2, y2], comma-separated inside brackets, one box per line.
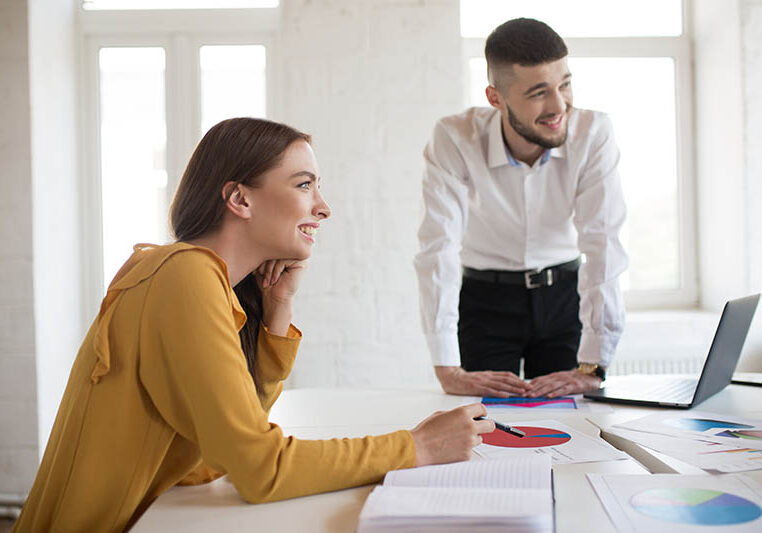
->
[506, 104, 570, 149]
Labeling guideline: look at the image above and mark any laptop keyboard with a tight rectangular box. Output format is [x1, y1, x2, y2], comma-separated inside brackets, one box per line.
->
[612, 377, 698, 402]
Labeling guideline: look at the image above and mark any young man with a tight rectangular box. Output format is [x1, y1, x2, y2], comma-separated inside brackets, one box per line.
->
[415, 18, 627, 398]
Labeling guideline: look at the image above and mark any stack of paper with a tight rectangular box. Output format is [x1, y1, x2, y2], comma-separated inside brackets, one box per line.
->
[357, 456, 553, 532]
[607, 411, 762, 473]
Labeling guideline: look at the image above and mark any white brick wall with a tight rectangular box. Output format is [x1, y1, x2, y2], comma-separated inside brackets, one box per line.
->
[0, 0, 39, 495]
[275, 0, 463, 388]
[28, 0, 82, 461]
[743, 1, 762, 296]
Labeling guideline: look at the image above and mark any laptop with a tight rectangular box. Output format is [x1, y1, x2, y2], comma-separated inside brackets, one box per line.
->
[584, 294, 760, 409]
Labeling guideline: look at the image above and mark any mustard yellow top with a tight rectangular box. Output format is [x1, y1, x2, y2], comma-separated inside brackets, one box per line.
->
[13, 243, 415, 532]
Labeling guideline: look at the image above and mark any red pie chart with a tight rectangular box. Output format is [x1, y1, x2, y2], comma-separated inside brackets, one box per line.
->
[482, 426, 571, 448]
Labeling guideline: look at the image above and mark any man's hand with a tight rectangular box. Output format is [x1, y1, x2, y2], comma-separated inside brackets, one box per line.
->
[524, 369, 602, 398]
[435, 366, 528, 397]
[410, 403, 495, 466]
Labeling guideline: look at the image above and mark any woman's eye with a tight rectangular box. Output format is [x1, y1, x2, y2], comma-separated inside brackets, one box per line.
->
[298, 181, 311, 190]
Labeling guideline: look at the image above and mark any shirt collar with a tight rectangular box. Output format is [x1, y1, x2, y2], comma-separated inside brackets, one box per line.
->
[488, 109, 567, 168]
[487, 110, 510, 168]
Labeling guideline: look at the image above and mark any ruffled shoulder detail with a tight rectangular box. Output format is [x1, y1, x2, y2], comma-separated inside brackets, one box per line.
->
[90, 242, 245, 383]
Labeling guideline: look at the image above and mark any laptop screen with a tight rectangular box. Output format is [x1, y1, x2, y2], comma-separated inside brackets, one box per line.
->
[692, 294, 760, 404]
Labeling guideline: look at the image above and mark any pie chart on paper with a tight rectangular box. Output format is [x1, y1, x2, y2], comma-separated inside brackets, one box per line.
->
[630, 488, 762, 526]
[664, 418, 754, 432]
[482, 426, 571, 448]
[716, 429, 762, 441]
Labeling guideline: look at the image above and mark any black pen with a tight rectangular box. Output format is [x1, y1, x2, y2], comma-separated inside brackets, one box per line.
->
[475, 416, 525, 438]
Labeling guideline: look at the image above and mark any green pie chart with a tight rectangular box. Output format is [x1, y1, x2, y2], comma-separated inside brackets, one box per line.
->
[631, 488, 761, 526]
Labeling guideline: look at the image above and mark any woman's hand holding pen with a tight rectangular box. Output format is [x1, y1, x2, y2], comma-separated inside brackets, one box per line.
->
[410, 403, 495, 466]
[256, 259, 307, 336]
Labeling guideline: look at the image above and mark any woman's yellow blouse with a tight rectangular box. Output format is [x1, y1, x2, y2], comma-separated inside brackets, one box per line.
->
[13, 243, 415, 532]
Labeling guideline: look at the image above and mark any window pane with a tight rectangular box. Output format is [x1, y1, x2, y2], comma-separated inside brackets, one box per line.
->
[84, 0, 277, 9]
[200, 45, 267, 137]
[467, 57, 680, 291]
[460, 0, 682, 38]
[99, 47, 167, 287]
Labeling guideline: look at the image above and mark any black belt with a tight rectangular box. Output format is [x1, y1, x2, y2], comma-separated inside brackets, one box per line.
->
[463, 258, 581, 289]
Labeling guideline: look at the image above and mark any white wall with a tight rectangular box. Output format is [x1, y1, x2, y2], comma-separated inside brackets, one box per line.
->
[739, 0, 762, 370]
[0, 0, 39, 496]
[693, 0, 747, 311]
[276, 0, 462, 388]
[743, 1, 762, 296]
[28, 0, 82, 455]
[693, 0, 762, 370]
[0, 0, 80, 496]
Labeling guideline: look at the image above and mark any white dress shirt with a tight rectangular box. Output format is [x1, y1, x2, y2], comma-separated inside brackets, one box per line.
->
[414, 106, 628, 369]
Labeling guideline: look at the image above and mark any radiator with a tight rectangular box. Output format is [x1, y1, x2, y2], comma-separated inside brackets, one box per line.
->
[607, 357, 705, 376]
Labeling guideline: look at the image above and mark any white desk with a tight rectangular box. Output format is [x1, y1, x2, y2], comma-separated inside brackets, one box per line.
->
[133, 384, 762, 533]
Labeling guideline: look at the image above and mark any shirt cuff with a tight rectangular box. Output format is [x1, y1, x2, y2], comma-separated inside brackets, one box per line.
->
[577, 330, 619, 368]
[425, 332, 461, 367]
[256, 323, 302, 381]
[261, 322, 303, 340]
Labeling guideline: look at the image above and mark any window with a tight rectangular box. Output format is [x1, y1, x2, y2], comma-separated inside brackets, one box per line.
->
[81, 7, 276, 318]
[460, 0, 682, 38]
[98, 48, 168, 284]
[461, 0, 695, 308]
[83, 0, 278, 9]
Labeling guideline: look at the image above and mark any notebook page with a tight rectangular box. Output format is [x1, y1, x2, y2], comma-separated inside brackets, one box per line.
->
[383, 455, 551, 490]
[360, 486, 552, 519]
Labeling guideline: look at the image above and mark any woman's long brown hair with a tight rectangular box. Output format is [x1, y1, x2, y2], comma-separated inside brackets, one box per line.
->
[170, 117, 311, 382]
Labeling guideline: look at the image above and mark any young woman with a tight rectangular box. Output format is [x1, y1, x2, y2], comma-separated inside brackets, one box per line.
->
[13, 118, 493, 532]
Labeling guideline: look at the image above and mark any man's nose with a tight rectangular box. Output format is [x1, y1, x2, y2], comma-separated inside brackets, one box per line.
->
[547, 89, 566, 115]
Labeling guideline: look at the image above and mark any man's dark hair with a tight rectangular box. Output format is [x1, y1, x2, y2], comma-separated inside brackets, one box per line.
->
[485, 18, 567, 88]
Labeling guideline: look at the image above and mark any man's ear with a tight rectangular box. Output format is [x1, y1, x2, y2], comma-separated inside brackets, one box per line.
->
[485, 85, 503, 109]
[222, 181, 252, 220]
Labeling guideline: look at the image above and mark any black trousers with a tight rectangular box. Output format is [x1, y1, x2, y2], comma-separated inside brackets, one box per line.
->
[457, 274, 581, 379]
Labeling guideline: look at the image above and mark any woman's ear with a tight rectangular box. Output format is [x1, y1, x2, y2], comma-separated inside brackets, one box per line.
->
[222, 181, 252, 220]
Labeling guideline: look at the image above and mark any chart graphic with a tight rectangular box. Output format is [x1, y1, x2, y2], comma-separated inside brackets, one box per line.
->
[482, 426, 571, 448]
[716, 430, 762, 441]
[482, 396, 577, 409]
[630, 488, 762, 525]
[664, 418, 754, 432]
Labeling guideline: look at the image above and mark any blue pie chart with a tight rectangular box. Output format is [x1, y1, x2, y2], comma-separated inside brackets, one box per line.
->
[631, 488, 762, 526]
[664, 418, 754, 432]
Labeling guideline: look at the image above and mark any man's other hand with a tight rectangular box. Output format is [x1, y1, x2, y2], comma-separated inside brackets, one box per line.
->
[434, 366, 528, 397]
[524, 369, 602, 398]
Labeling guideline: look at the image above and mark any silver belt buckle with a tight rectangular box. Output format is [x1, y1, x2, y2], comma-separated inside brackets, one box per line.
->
[524, 268, 553, 289]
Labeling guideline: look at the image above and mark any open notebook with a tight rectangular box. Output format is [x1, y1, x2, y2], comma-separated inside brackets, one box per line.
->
[357, 455, 553, 533]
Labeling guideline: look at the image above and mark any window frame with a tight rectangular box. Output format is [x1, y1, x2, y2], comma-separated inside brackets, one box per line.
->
[460, 2, 696, 310]
[80, 7, 278, 323]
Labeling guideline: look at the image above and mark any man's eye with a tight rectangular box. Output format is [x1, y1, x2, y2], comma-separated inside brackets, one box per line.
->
[529, 91, 545, 98]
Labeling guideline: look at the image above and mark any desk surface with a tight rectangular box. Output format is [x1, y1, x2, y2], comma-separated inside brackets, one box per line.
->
[134, 383, 762, 533]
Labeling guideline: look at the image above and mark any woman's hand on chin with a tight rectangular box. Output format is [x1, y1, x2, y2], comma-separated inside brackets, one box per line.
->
[257, 259, 307, 298]
[256, 259, 307, 335]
